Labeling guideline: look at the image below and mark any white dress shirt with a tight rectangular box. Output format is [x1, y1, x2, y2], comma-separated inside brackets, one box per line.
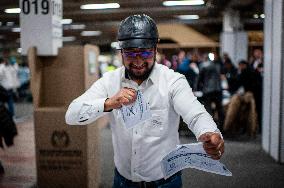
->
[65, 63, 220, 182]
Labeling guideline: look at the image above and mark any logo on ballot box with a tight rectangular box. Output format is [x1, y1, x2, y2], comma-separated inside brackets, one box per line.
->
[51, 130, 70, 148]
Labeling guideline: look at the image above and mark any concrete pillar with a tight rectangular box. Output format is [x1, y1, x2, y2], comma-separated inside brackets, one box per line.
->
[220, 9, 248, 66]
[263, 0, 284, 163]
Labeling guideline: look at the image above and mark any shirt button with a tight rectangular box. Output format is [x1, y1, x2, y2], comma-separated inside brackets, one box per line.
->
[134, 151, 136, 154]
[135, 131, 138, 134]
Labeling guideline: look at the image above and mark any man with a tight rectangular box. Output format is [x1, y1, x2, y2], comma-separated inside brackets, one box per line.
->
[196, 54, 224, 130]
[66, 14, 224, 188]
[0, 55, 19, 117]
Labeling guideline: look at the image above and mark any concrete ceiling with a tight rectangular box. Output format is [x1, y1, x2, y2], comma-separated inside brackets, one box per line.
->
[0, 0, 263, 50]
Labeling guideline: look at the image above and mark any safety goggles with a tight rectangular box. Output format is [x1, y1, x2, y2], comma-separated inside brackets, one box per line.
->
[122, 50, 155, 59]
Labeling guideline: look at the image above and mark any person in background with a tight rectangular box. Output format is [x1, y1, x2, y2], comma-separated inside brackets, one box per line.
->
[249, 49, 263, 70]
[0, 54, 20, 117]
[237, 60, 262, 131]
[185, 53, 199, 89]
[171, 55, 179, 71]
[65, 14, 224, 188]
[221, 57, 238, 95]
[157, 53, 172, 68]
[196, 55, 224, 130]
[176, 50, 190, 74]
[17, 62, 30, 100]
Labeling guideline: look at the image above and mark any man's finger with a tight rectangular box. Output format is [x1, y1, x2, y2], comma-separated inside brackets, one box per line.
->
[210, 133, 222, 146]
[198, 132, 213, 142]
[204, 138, 223, 149]
[125, 91, 136, 100]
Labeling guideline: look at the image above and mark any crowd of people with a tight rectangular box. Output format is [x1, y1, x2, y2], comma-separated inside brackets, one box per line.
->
[157, 49, 263, 135]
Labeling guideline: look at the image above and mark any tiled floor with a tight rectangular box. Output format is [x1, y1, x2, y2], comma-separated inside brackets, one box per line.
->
[0, 119, 36, 188]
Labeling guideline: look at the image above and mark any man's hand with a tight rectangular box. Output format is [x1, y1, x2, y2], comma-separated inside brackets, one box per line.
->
[198, 132, 224, 160]
[104, 87, 137, 111]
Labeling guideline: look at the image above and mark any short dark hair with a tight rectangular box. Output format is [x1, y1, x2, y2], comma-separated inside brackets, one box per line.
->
[238, 60, 248, 66]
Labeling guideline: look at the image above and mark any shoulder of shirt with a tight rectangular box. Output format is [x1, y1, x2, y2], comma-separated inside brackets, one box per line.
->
[155, 63, 185, 84]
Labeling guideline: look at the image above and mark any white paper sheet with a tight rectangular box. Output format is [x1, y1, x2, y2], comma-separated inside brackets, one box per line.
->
[119, 90, 152, 129]
[161, 143, 232, 179]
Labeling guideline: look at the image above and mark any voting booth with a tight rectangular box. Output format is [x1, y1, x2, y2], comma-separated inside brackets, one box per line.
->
[28, 45, 106, 188]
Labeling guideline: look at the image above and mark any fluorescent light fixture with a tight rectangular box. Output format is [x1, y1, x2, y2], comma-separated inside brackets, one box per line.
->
[260, 14, 265, 18]
[81, 31, 102, 36]
[12, 27, 21, 32]
[177, 15, 199, 19]
[163, 0, 204, 6]
[70, 24, 86, 30]
[61, 19, 72, 25]
[17, 48, 22, 54]
[208, 53, 215, 61]
[5, 8, 21, 13]
[111, 42, 119, 49]
[63, 36, 76, 42]
[6, 22, 14, 26]
[81, 3, 120, 10]
[253, 14, 259, 19]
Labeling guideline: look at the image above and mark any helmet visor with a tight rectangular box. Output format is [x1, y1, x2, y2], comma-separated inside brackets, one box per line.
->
[118, 38, 157, 49]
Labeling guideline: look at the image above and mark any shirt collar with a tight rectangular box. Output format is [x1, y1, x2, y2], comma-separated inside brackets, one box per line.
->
[120, 62, 158, 85]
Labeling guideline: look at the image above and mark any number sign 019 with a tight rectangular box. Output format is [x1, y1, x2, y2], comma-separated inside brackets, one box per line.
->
[20, 0, 63, 56]
[21, 0, 62, 16]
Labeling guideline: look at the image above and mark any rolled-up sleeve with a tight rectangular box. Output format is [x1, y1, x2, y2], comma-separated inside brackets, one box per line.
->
[65, 77, 110, 125]
[170, 76, 220, 139]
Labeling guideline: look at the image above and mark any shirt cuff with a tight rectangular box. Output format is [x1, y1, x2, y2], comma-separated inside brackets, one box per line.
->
[77, 98, 107, 123]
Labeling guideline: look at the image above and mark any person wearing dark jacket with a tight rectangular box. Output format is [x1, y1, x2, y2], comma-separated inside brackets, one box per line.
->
[237, 60, 263, 130]
[196, 57, 224, 130]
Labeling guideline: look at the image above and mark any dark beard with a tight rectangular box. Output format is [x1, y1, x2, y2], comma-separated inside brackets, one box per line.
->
[125, 62, 155, 81]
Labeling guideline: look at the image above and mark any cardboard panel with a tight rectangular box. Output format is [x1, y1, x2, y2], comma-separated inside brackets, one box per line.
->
[40, 46, 85, 107]
[35, 108, 100, 188]
[27, 47, 43, 108]
[28, 45, 104, 187]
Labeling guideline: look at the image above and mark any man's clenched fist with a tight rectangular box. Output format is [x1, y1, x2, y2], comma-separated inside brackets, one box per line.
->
[198, 132, 225, 160]
[104, 87, 137, 111]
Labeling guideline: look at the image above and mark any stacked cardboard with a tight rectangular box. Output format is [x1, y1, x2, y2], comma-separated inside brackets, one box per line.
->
[28, 45, 103, 188]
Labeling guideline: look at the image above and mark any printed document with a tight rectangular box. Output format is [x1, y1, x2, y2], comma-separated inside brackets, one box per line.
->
[119, 90, 152, 129]
[161, 143, 232, 179]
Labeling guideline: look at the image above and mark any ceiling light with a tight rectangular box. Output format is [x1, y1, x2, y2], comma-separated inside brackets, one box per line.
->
[6, 22, 14, 26]
[61, 19, 72, 25]
[70, 24, 86, 30]
[63, 36, 76, 42]
[177, 15, 199, 19]
[17, 48, 22, 54]
[12, 27, 21, 32]
[5, 8, 21, 14]
[0, 22, 2, 26]
[260, 14, 265, 18]
[163, 0, 204, 6]
[253, 14, 259, 19]
[81, 31, 102, 36]
[111, 42, 119, 49]
[81, 3, 120, 10]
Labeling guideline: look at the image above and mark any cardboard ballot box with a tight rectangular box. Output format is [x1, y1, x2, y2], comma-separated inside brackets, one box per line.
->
[28, 45, 105, 188]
